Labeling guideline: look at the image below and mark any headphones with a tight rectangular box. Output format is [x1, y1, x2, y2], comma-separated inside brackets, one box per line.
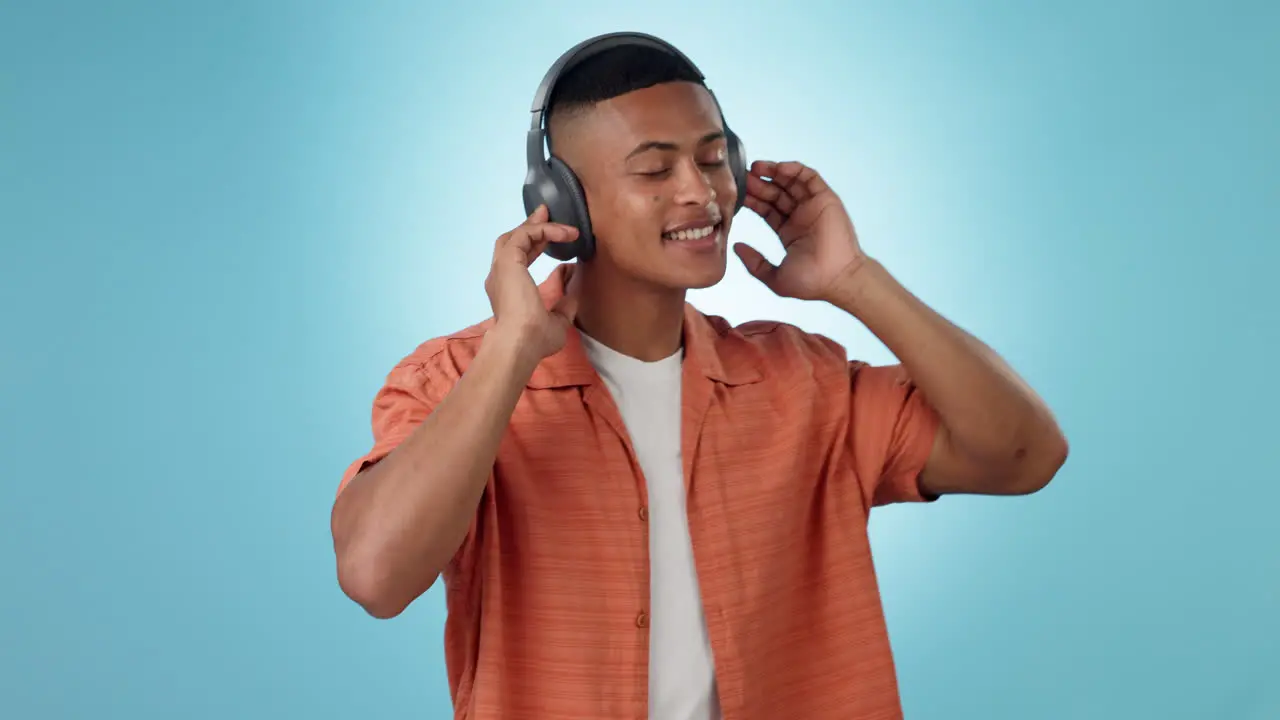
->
[522, 31, 749, 262]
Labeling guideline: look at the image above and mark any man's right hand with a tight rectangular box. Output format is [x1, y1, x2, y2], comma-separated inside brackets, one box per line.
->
[484, 204, 581, 363]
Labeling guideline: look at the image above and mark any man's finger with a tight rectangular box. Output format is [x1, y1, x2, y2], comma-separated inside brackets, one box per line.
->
[503, 222, 575, 250]
[733, 242, 779, 290]
[745, 173, 795, 216]
[751, 160, 829, 204]
[496, 205, 550, 256]
[492, 231, 513, 263]
[744, 195, 786, 233]
[525, 203, 550, 224]
[507, 223, 580, 265]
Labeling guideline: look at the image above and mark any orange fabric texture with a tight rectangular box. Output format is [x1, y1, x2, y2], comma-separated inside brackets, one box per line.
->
[338, 264, 941, 719]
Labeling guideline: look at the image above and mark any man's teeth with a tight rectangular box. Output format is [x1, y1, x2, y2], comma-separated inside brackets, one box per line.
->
[663, 225, 718, 241]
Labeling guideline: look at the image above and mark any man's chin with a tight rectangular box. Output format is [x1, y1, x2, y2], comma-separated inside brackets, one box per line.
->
[662, 262, 728, 291]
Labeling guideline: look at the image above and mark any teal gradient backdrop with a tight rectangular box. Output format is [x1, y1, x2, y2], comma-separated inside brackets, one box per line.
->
[3, 1, 1277, 718]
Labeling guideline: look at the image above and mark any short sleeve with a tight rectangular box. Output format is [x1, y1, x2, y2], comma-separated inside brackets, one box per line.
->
[337, 359, 441, 497]
[847, 361, 942, 507]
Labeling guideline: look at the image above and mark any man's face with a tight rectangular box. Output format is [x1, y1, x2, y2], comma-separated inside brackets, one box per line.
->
[554, 81, 738, 291]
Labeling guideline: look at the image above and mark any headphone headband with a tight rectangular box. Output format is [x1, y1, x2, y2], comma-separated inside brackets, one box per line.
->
[528, 32, 706, 131]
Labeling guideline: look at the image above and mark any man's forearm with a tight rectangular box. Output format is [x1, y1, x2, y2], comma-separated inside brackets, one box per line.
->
[828, 257, 1067, 492]
[331, 328, 538, 618]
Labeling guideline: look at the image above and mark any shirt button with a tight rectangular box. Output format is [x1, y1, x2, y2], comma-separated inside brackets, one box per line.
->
[638, 506, 648, 521]
[636, 611, 648, 628]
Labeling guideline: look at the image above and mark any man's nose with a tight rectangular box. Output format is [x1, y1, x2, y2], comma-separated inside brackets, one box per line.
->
[672, 159, 716, 206]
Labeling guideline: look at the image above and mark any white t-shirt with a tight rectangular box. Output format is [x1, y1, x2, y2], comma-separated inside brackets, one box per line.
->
[579, 332, 722, 720]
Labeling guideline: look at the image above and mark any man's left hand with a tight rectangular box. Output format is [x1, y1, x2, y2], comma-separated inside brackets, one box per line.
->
[734, 160, 867, 303]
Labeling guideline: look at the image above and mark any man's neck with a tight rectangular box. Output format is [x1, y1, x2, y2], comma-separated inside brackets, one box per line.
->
[573, 265, 687, 362]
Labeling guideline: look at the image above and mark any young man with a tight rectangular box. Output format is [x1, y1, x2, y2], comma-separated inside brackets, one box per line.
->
[330, 37, 1068, 720]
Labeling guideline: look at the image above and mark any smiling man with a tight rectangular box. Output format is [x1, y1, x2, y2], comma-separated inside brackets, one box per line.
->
[330, 33, 1068, 720]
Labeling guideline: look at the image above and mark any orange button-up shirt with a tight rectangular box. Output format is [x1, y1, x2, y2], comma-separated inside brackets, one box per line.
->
[339, 264, 941, 719]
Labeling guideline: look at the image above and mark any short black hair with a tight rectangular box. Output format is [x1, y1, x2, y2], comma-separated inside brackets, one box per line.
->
[546, 43, 704, 149]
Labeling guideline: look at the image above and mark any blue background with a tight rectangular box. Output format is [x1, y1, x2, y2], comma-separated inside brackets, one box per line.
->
[3, 1, 1277, 718]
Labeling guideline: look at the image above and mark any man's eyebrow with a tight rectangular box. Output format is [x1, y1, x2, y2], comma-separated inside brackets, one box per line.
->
[625, 131, 726, 160]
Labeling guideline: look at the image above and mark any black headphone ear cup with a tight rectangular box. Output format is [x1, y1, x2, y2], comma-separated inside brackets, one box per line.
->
[725, 129, 749, 215]
[544, 156, 594, 261]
